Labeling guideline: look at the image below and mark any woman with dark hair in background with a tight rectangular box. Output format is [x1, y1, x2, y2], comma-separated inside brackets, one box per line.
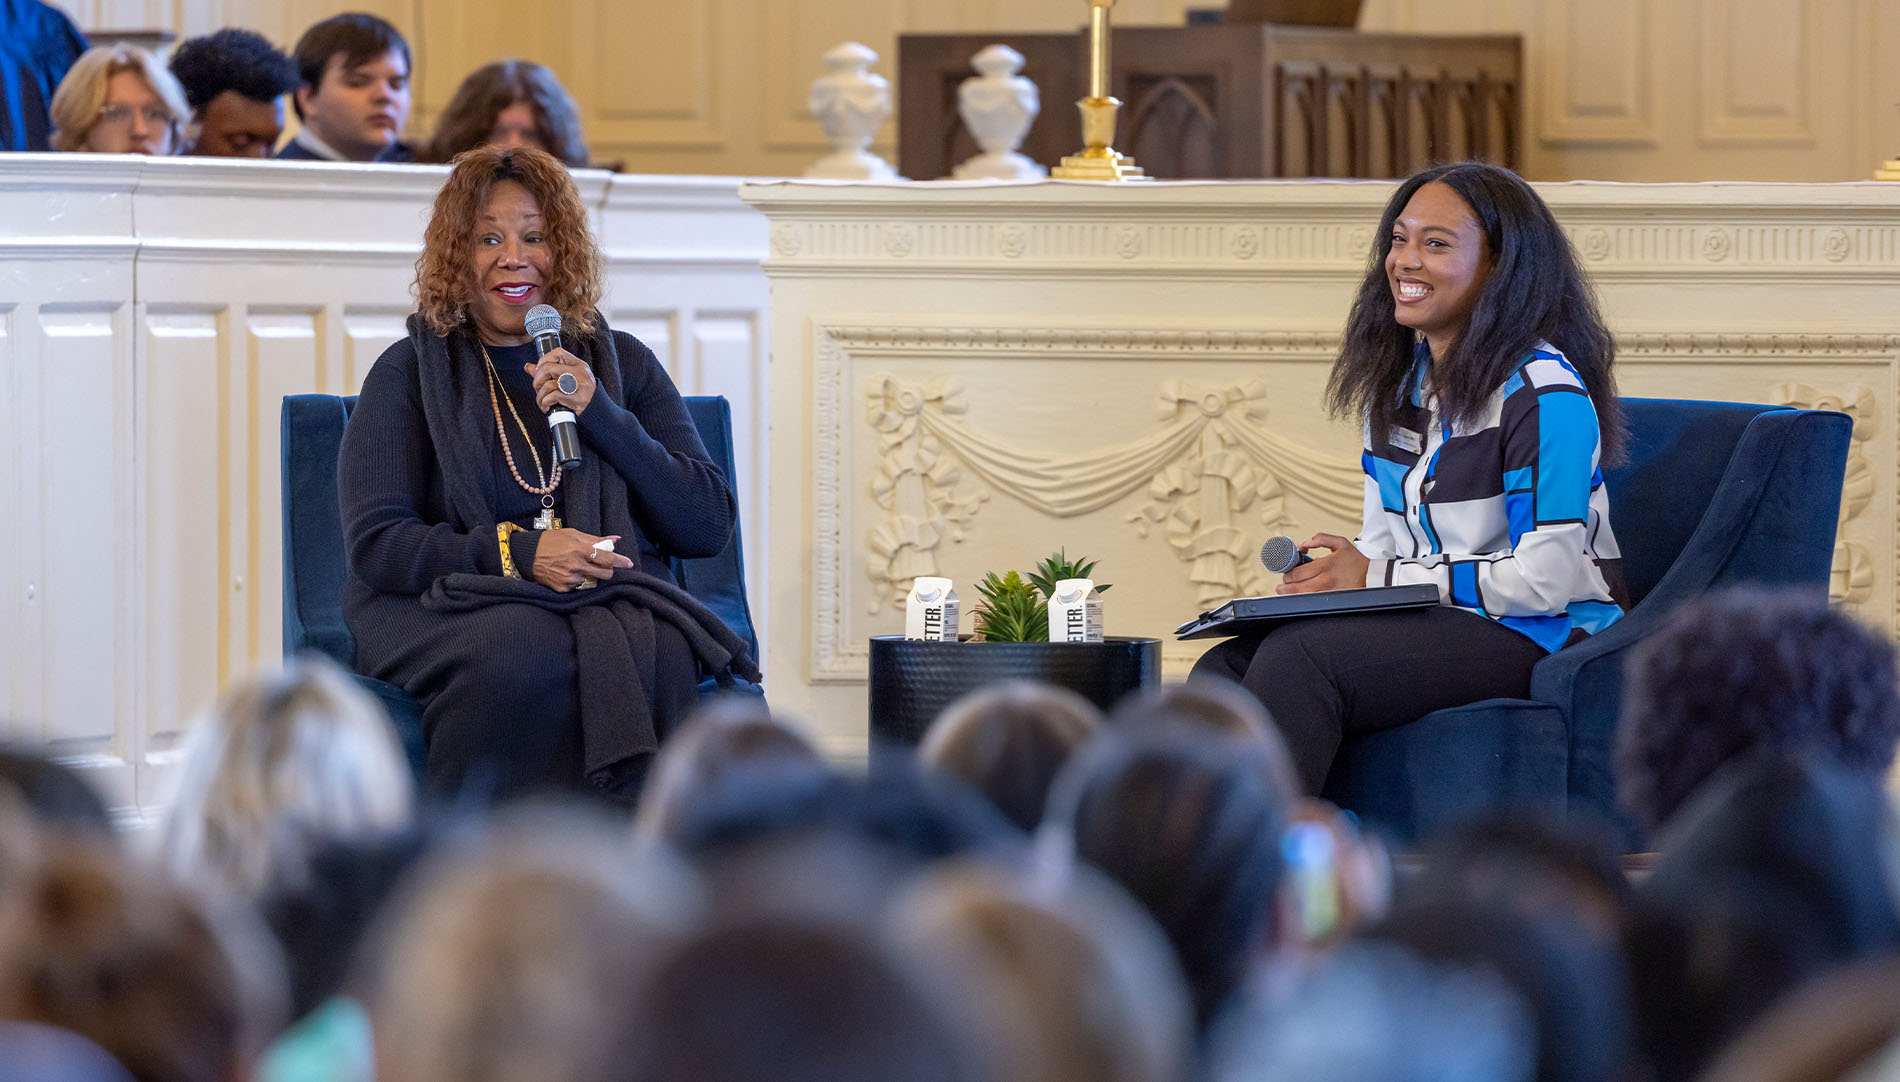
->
[338, 145, 754, 805]
[1194, 161, 1626, 794]
[427, 60, 588, 167]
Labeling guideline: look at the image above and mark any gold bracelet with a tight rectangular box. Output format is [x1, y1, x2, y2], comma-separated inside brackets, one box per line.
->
[497, 521, 523, 578]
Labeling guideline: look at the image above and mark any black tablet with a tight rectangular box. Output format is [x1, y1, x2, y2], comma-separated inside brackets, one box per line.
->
[1175, 584, 1441, 639]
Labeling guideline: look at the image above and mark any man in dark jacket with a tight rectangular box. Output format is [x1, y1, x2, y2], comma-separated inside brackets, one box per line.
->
[276, 12, 415, 163]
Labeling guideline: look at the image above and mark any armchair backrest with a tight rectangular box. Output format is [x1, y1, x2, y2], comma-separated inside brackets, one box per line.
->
[282, 393, 759, 668]
[1601, 399, 1851, 610]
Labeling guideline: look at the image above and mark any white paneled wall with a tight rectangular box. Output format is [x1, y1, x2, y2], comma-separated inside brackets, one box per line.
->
[0, 155, 768, 820]
[60, 0, 1900, 181]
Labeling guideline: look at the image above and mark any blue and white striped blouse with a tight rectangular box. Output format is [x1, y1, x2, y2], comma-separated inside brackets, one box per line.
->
[1354, 341, 1625, 653]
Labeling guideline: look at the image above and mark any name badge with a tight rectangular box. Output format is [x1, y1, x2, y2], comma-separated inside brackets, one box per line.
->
[1391, 427, 1423, 455]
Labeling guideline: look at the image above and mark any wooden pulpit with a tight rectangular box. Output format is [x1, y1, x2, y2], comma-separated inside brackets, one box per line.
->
[898, 23, 1521, 181]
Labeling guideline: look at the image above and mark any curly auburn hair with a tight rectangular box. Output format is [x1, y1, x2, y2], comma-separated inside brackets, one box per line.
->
[1617, 587, 1900, 830]
[425, 60, 588, 167]
[414, 145, 603, 337]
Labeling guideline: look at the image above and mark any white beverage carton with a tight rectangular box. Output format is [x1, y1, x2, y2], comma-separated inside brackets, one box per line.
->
[905, 577, 959, 641]
[1048, 578, 1103, 643]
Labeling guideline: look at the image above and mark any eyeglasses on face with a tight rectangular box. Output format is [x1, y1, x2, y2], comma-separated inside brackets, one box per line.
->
[96, 103, 173, 129]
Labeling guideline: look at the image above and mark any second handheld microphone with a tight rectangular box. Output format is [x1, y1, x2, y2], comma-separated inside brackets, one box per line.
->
[525, 304, 583, 470]
[1259, 535, 1312, 574]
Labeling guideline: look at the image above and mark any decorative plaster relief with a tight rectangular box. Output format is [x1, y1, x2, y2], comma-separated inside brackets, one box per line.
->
[812, 321, 1356, 681]
[1771, 382, 1878, 609]
[862, 374, 1358, 613]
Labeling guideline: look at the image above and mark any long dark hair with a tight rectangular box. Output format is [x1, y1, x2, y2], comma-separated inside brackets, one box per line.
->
[426, 60, 589, 167]
[1327, 161, 1624, 463]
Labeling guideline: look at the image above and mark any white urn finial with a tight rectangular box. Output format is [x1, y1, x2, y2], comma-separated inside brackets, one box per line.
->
[953, 44, 1046, 180]
[805, 42, 901, 181]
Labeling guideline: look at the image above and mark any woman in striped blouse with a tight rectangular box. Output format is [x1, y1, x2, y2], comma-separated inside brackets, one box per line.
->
[1193, 161, 1626, 795]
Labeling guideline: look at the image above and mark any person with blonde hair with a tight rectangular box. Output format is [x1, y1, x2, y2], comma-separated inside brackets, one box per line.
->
[156, 653, 413, 900]
[49, 43, 188, 154]
[890, 859, 1195, 1082]
[368, 810, 695, 1082]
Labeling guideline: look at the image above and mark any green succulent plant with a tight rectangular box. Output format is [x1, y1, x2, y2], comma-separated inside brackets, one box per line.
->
[972, 571, 1049, 643]
[1027, 549, 1111, 598]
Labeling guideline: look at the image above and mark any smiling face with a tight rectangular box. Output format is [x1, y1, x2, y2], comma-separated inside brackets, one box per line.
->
[467, 180, 550, 346]
[296, 48, 409, 160]
[1386, 181, 1494, 362]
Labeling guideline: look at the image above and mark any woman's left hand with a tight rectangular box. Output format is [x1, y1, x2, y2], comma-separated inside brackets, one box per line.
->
[1277, 533, 1371, 594]
[526, 347, 596, 414]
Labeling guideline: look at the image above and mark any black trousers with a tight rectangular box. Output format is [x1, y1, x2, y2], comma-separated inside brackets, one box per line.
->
[1190, 607, 1547, 794]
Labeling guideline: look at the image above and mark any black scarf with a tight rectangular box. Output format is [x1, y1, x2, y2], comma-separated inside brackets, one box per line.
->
[406, 315, 759, 783]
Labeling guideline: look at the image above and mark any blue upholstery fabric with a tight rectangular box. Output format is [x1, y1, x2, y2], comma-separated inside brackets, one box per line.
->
[281, 393, 762, 781]
[1321, 399, 1853, 849]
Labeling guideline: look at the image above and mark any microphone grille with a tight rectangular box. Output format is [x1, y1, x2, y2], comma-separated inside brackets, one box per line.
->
[1260, 535, 1301, 574]
[524, 304, 562, 338]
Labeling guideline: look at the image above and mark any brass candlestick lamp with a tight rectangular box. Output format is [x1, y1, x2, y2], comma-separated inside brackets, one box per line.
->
[1050, 0, 1149, 181]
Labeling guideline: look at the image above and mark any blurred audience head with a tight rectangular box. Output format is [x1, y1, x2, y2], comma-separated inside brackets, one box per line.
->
[1618, 587, 1900, 829]
[891, 859, 1194, 1082]
[416, 144, 604, 337]
[1109, 678, 1301, 796]
[614, 909, 977, 1082]
[50, 45, 187, 155]
[1206, 940, 1536, 1082]
[169, 28, 296, 157]
[0, 1021, 138, 1082]
[0, 840, 286, 1082]
[0, 745, 114, 841]
[1047, 729, 1295, 1028]
[368, 806, 694, 1082]
[1695, 958, 1900, 1082]
[1367, 895, 1634, 1082]
[673, 755, 1018, 869]
[288, 12, 410, 161]
[1418, 813, 1632, 940]
[428, 60, 588, 167]
[257, 824, 436, 1020]
[1626, 750, 1900, 1082]
[917, 680, 1103, 834]
[156, 653, 413, 900]
[632, 697, 820, 847]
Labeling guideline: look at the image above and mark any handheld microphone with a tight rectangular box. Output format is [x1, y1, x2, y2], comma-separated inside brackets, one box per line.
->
[1260, 535, 1312, 574]
[525, 304, 583, 470]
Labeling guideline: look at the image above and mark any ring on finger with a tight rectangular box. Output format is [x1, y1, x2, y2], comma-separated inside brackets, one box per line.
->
[557, 372, 579, 395]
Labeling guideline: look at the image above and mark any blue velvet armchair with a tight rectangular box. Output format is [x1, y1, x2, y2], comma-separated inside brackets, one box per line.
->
[281, 393, 762, 780]
[1320, 399, 1853, 849]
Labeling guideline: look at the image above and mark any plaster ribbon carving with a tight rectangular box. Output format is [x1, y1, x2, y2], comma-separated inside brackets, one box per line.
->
[865, 374, 1361, 610]
[1770, 382, 1877, 607]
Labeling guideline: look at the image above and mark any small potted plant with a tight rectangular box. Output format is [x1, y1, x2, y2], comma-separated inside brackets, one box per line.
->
[868, 551, 1159, 748]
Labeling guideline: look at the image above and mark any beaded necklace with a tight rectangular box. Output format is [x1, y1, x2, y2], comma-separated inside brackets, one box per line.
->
[480, 341, 562, 526]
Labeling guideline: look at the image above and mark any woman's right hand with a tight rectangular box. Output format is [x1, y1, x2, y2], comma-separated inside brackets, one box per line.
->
[530, 529, 634, 592]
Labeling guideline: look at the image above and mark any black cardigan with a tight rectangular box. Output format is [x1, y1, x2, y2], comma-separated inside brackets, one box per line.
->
[338, 329, 734, 596]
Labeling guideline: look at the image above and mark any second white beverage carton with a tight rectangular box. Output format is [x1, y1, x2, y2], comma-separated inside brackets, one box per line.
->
[905, 577, 959, 641]
[1048, 578, 1103, 643]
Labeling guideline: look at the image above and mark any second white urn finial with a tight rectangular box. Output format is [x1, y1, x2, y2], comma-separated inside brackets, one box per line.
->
[954, 44, 1045, 180]
[805, 42, 901, 181]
